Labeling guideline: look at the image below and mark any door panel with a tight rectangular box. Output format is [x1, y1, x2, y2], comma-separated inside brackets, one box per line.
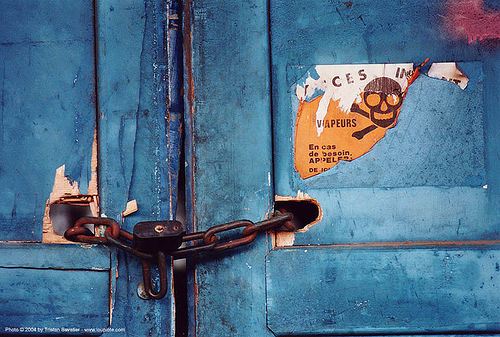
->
[269, 0, 500, 335]
[0, 245, 112, 332]
[183, 1, 274, 336]
[271, 0, 500, 246]
[267, 246, 500, 335]
[0, 0, 96, 241]
[1, 269, 108, 330]
[0, 1, 109, 333]
[96, 0, 178, 335]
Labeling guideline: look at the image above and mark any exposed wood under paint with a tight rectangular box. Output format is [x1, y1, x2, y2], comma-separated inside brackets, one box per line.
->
[274, 192, 322, 247]
[122, 199, 138, 217]
[42, 132, 99, 244]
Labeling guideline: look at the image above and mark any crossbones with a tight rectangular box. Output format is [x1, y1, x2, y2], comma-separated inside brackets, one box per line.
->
[350, 77, 403, 140]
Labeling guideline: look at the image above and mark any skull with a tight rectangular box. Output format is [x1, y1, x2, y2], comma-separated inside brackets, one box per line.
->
[363, 77, 403, 128]
[350, 77, 404, 140]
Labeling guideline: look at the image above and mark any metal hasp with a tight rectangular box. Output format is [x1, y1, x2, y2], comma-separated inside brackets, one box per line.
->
[141, 251, 168, 299]
[64, 212, 297, 299]
[133, 220, 184, 300]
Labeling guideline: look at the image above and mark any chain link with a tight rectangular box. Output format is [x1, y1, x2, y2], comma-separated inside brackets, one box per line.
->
[64, 211, 298, 299]
[64, 212, 296, 258]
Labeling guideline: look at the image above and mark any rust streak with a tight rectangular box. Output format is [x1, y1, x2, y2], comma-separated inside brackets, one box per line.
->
[183, 0, 195, 230]
[183, 1, 197, 336]
[193, 267, 198, 337]
[109, 268, 113, 326]
[285, 240, 500, 249]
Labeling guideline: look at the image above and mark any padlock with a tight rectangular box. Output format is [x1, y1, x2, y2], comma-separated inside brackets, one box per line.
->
[133, 220, 185, 253]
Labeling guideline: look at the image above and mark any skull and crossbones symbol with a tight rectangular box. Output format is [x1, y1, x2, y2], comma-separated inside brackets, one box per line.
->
[350, 77, 403, 140]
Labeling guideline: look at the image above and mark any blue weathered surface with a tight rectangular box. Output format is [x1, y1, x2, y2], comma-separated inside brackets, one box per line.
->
[0, 2, 113, 334]
[271, 0, 500, 246]
[0, 243, 111, 269]
[0, 268, 110, 333]
[183, 0, 273, 336]
[97, 1, 178, 335]
[0, 244, 112, 333]
[0, 0, 96, 241]
[186, 0, 500, 336]
[267, 1, 500, 335]
[0, 0, 179, 335]
[267, 246, 500, 335]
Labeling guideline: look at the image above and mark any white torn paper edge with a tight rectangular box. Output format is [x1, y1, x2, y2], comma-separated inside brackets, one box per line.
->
[427, 62, 469, 90]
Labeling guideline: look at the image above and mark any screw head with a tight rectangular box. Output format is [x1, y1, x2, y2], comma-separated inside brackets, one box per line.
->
[137, 282, 150, 300]
[154, 225, 165, 233]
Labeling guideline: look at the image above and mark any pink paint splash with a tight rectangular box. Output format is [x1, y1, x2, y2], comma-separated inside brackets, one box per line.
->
[445, 0, 500, 44]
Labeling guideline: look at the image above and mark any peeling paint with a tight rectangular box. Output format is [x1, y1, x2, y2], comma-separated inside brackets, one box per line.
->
[122, 199, 138, 217]
[42, 131, 98, 243]
[274, 191, 323, 247]
[275, 231, 295, 247]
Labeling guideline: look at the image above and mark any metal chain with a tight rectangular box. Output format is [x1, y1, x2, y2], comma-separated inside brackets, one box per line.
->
[64, 211, 296, 259]
[64, 211, 297, 299]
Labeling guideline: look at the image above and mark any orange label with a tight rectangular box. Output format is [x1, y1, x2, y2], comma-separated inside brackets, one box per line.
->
[294, 64, 415, 179]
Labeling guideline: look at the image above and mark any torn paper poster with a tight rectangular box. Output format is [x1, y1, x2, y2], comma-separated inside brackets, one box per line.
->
[294, 63, 422, 179]
[427, 62, 469, 90]
[295, 64, 412, 137]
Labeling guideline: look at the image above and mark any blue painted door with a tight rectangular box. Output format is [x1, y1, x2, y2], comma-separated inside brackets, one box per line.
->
[0, 1, 180, 335]
[186, 0, 500, 336]
[269, 0, 500, 334]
